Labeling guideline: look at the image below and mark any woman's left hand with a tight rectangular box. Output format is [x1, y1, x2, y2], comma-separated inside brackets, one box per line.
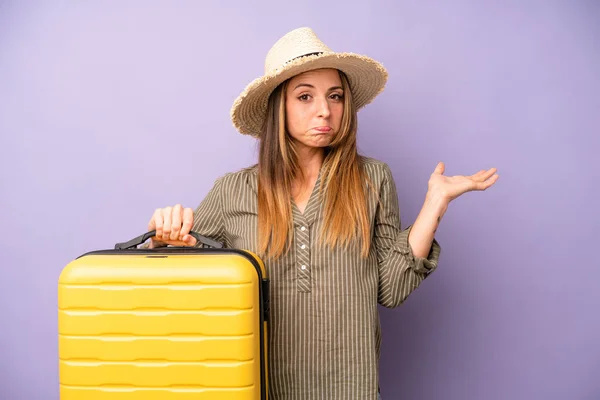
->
[427, 162, 499, 205]
[408, 162, 499, 258]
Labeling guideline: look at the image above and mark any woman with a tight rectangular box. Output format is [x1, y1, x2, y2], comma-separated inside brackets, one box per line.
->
[147, 27, 498, 399]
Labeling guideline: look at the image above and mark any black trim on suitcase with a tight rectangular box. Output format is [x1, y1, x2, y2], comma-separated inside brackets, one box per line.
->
[77, 236, 269, 400]
[114, 229, 224, 249]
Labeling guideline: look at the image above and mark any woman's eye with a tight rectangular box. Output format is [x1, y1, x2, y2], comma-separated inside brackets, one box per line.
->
[298, 94, 311, 101]
[330, 93, 343, 100]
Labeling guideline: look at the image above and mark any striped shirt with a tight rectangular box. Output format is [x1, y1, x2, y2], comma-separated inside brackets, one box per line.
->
[190, 156, 441, 399]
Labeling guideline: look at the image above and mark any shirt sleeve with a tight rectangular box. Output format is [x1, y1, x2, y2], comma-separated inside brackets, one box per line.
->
[191, 176, 226, 247]
[374, 164, 441, 308]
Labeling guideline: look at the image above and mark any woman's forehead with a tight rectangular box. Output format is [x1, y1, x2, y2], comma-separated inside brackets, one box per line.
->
[288, 68, 342, 87]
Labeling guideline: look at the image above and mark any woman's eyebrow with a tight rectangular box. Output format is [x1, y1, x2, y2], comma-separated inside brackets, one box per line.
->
[293, 83, 343, 91]
[293, 83, 315, 90]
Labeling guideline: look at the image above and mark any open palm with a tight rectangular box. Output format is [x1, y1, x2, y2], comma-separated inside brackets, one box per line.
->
[428, 162, 499, 203]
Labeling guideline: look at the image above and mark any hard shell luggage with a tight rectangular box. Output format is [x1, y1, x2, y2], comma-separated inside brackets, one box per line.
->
[58, 230, 269, 399]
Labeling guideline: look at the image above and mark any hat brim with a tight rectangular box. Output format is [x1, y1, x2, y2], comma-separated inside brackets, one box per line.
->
[230, 52, 388, 137]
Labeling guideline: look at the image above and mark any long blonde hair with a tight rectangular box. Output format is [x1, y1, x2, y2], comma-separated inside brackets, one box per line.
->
[257, 70, 371, 260]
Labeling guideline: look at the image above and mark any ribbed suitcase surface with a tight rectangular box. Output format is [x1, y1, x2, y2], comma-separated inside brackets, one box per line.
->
[58, 247, 269, 399]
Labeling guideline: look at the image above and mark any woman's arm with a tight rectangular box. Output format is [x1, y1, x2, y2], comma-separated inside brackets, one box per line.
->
[408, 162, 498, 258]
[408, 193, 448, 258]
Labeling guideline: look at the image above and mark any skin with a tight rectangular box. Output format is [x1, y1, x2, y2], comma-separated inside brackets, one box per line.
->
[284, 68, 344, 213]
[148, 68, 499, 255]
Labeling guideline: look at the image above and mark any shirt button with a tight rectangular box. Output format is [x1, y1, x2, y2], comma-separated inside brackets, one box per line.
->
[301, 265, 307, 270]
[300, 226, 306, 231]
[300, 244, 306, 249]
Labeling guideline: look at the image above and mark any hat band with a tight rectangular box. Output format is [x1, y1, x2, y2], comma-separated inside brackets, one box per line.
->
[287, 51, 324, 64]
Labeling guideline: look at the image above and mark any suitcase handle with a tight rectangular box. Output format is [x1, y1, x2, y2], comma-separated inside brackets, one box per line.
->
[114, 230, 224, 250]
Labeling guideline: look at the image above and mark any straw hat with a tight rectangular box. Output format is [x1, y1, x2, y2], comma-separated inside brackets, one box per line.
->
[230, 27, 388, 137]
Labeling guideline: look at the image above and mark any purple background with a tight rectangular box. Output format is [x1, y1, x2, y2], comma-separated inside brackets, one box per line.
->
[1, 1, 599, 399]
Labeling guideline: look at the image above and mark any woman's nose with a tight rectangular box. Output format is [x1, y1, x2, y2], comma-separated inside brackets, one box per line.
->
[316, 97, 331, 118]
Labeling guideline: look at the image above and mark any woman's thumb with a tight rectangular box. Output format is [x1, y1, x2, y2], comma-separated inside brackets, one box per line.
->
[183, 234, 197, 246]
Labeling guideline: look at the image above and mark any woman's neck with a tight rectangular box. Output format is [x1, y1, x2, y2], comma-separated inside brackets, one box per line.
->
[295, 146, 324, 182]
[290, 146, 325, 213]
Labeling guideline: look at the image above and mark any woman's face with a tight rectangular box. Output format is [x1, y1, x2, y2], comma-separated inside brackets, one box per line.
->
[285, 68, 344, 151]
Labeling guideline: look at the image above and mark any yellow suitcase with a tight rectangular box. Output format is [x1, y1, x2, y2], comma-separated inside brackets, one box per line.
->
[58, 230, 269, 399]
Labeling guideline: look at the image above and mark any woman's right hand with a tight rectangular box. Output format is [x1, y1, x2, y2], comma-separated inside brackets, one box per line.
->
[147, 204, 197, 248]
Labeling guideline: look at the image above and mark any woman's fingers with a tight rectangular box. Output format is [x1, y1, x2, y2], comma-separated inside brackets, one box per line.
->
[470, 170, 487, 180]
[170, 204, 183, 241]
[475, 172, 499, 190]
[181, 207, 194, 237]
[481, 168, 497, 181]
[162, 207, 172, 241]
[151, 208, 163, 238]
[146, 205, 197, 247]
[470, 168, 497, 182]
[433, 162, 445, 175]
